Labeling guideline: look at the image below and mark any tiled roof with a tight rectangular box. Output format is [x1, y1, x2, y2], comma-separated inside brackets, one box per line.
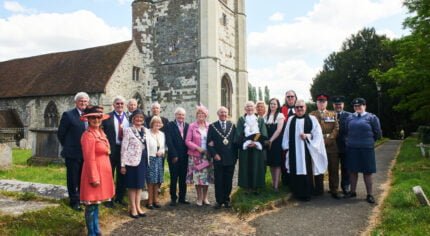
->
[0, 40, 132, 99]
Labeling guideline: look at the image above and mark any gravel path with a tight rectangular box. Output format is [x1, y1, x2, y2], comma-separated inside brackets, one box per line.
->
[110, 140, 401, 236]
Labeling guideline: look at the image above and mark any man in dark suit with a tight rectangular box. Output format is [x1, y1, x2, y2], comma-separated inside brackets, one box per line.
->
[207, 106, 237, 209]
[102, 95, 130, 207]
[165, 107, 190, 206]
[57, 92, 89, 211]
[332, 95, 352, 195]
[145, 102, 169, 130]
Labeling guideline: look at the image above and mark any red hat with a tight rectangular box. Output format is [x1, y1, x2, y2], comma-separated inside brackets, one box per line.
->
[316, 93, 329, 101]
[80, 106, 110, 121]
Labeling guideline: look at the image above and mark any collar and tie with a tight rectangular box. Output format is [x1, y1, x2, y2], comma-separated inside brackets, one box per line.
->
[220, 121, 226, 131]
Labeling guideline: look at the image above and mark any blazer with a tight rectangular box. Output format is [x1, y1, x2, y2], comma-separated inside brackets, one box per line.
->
[185, 121, 209, 157]
[57, 108, 86, 159]
[165, 120, 189, 162]
[120, 127, 150, 167]
[207, 120, 238, 166]
[102, 111, 129, 158]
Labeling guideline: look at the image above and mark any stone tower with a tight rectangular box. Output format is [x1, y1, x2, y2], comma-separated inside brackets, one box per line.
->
[132, 0, 247, 121]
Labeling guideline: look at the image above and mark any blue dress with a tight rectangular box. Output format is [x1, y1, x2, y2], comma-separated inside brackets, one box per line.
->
[125, 131, 147, 188]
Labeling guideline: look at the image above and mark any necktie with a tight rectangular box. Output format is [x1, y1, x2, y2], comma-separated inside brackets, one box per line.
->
[115, 113, 124, 141]
[337, 112, 340, 120]
[358, 113, 361, 117]
[178, 122, 184, 138]
[221, 121, 226, 131]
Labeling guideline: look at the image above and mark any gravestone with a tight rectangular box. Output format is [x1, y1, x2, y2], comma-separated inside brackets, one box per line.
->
[413, 186, 430, 207]
[27, 128, 63, 165]
[19, 138, 28, 149]
[0, 143, 12, 170]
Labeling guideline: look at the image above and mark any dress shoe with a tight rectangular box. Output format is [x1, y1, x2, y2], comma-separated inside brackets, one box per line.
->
[203, 200, 211, 206]
[169, 201, 177, 207]
[145, 204, 154, 210]
[178, 200, 190, 204]
[366, 195, 376, 204]
[214, 203, 223, 209]
[138, 212, 147, 217]
[224, 202, 232, 209]
[129, 213, 139, 219]
[196, 200, 203, 207]
[103, 201, 114, 208]
[331, 192, 341, 199]
[344, 192, 357, 198]
[71, 203, 83, 211]
[153, 203, 161, 208]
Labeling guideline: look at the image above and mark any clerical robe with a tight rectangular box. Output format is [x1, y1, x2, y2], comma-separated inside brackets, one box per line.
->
[282, 114, 327, 199]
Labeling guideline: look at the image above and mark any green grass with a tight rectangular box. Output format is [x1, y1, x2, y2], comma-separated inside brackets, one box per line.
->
[0, 149, 66, 186]
[372, 138, 430, 235]
[375, 137, 389, 147]
[231, 168, 289, 214]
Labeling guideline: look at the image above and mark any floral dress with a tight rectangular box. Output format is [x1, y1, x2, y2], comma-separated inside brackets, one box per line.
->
[186, 127, 214, 185]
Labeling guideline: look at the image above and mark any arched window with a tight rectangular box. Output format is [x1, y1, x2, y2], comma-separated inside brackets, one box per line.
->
[221, 74, 233, 113]
[44, 101, 59, 128]
[132, 92, 144, 110]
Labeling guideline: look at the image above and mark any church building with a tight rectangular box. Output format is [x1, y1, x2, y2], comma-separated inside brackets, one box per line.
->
[0, 0, 247, 152]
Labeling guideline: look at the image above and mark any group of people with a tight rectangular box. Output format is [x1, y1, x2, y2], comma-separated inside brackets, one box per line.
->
[57, 90, 382, 236]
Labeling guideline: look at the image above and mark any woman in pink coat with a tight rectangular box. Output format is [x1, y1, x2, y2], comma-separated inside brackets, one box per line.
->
[185, 104, 213, 206]
[80, 106, 114, 236]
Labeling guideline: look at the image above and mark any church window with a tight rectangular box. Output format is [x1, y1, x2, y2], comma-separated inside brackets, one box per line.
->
[221, 75, 232, 112]
[222, 13, 228, 26]
[132, 66, 140, 81]
[44, 101, 59, 128]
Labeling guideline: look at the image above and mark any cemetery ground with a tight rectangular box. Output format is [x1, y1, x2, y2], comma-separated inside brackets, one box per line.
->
[0, 138, 427, 235]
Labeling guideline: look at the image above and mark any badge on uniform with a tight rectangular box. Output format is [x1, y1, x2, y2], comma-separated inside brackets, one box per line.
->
[323, 117, 335, 123]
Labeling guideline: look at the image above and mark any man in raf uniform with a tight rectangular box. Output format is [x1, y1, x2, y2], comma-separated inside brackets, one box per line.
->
[310, 93, 340, 198]
[207, 107, 237, 209]
[332, 96, 352, 195]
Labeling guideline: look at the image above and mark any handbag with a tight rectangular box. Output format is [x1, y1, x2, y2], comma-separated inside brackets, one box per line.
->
[193, 159, 210, 171]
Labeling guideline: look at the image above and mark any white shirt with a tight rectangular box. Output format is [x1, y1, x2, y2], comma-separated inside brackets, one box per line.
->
[113, 111, 130, 144]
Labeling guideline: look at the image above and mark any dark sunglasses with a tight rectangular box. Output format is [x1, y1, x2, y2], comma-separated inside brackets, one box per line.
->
[295, 106, 304, 109]
[286, 96, 295, 98]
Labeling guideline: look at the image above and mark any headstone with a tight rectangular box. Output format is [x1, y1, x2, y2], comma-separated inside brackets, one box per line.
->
[19, 138, 27, 149]
[0, 143, 12, 170]
[412, 186, 430, 207]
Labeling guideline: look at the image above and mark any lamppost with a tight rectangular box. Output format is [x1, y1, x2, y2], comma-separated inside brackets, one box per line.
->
[376, 81, 382, 117]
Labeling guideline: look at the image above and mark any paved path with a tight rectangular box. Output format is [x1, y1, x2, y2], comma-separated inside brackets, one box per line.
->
[109, 140, 401, 236]
[250, 140, 401, 236]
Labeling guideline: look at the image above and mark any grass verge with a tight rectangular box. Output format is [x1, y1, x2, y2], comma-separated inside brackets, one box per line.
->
[231, 168, 289, 214]
[0, 149, 66, 186]
[371, 138, 430, 235]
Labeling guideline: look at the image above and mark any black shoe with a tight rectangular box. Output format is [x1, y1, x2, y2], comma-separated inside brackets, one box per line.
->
[344, 192, 357, 198]
[169, 201, 177, 207]
[103, 201, 114, 208]
[214, 203, 223, 209]
[331, 192, 341, 199]
[70, 203, 82, 211]
[178, 200, 190, 204]
[146, 204, 154, 210]
[224, 202, 232, 209]
[138, 212, 147, 217]
[366, 195, 375, 204]
[153, 203, 161, 208]
[129, 213, 139, 219]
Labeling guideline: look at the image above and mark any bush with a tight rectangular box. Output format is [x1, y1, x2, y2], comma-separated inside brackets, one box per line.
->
[417, 126, 430, 144]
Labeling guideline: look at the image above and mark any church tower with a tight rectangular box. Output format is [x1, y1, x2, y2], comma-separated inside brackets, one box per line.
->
[132, 0, 247, 121]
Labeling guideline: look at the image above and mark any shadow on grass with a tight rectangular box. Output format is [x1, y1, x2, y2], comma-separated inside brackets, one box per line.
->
[231, 168, 290, 214]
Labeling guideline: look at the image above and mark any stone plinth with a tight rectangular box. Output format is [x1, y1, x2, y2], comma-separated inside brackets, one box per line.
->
[0, 143, 12, 170]
[27, 128, 63, 166]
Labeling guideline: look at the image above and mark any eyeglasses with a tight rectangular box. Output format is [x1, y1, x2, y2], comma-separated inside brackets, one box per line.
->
[286, 96, 295, 98]
[88, 116, 102, 120]
[295, 106, 304, 109]
[115, 102, 124, 105]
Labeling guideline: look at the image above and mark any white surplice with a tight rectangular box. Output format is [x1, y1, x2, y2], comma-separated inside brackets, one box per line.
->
[282, 115, 328, 175]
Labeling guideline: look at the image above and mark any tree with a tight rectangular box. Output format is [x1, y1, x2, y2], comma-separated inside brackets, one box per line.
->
[258, 87, 263, 101]
[310, 27, 408, 137]
[371, 0, 430, 124]
[248, 82, 257, 102]
[264, 86, 270, 104]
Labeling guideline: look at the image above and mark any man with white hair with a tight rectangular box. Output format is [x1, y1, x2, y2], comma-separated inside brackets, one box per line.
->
[126, 98, 138, 117]
[145, 102, 169, 131]
[102, 95, 130, 207]
[165, 107, 190, 206]
[57, 92, 90, 211]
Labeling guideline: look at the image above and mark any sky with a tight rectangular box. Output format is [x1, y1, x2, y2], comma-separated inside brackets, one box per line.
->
[0, 0, 409, 101]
